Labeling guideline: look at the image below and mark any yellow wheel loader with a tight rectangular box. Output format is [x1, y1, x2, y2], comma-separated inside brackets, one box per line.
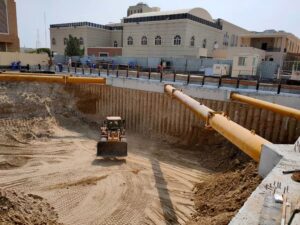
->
[97, 117, 128, 157]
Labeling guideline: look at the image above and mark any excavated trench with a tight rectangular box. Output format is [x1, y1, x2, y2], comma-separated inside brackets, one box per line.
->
[0, 82, 298, 225]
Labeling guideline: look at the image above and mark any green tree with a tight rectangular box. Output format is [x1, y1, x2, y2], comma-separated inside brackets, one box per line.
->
[64, 35, 84, 56]
[36, 48, 51, 57]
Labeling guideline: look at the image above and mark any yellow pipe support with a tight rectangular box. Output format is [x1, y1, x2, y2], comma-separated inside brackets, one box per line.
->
[165, 85, 272, 162]
[66, 76, 106, 84]
[0, 74, 65, 83]
[0, 73, 106, 85]
[230, 92, 300, 120]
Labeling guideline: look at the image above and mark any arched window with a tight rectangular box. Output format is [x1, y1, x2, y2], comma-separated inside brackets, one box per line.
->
[128, 36, 133, 45]
[79, 37, 84, 45]
[202, 39, 207, 48]
[190, 36, 195, 47]
[141, 36, 147, 45]
[63, 38, 68, 45]
[114, 41, 118, 47]
[155, 36, 161, 46]
[174, 35, 181, 46]
[52, 38, 56, 45]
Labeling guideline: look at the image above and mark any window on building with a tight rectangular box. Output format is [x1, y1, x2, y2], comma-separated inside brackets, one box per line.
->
[114, 41, 118, 47]
[190, 36, 195, 47]
[202, 39, 207, 48]
[128, 36, 133, 45]
[174, 35, 181, 46]
[155, 36, 162, 45]
[252, 58, 256, 66]
[223, 32, 229, 46]
[141, 36, 147, 45]
[230, 35, 235, 46]
[0, 0, 8, 33]
[79, 37, 84, 45]
[238, 57, 246, 66]
[99, 52, 109, 57]
[52, 38, 56, 45]
[235, 35, 238, 47]
[64, 38, 68, 45]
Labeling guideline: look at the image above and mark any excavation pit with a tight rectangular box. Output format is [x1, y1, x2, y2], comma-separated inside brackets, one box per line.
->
[0, 82, 298, 225]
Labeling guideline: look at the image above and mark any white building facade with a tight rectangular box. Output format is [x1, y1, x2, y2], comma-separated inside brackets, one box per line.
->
[122, 8, 248, 58]
[50, 3, 299, 65]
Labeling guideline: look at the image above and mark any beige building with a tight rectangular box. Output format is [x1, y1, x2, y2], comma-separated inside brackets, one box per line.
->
[122, 8, 249, 58]
[232, 53, 262, 77]
[50, 22, 122, 55]
[50, 3, 299, 65]
[0, 0, 19, 52]
[127, 2, 160, 17]
[213, 47, 266, 61]
[240, 30, 300, 66]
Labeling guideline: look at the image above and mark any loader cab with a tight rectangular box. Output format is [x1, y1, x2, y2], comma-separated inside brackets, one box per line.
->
[105, 117, 125, 131]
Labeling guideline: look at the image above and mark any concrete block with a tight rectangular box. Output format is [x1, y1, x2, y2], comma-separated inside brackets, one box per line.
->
[259, 144, 283, 178]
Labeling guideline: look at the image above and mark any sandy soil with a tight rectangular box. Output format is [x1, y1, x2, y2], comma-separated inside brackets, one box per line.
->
[0, 82, 260, 225]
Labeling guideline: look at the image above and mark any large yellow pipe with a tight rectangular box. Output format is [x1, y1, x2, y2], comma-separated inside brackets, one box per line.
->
[231, 92, 300, 120]
[66, 76, 106, 84]
[0, 74, 64, 83]
[0, 74, 106, 85]
[165, 85, 272, 162]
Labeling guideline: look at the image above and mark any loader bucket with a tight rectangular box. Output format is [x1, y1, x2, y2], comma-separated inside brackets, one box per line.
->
[97, 141, 128, 157]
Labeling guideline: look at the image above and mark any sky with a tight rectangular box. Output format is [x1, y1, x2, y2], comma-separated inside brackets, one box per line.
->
[15, 0, 300, 48]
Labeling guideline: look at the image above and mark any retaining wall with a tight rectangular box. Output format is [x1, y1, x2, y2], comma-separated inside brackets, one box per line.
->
[71, 84, 300, 144]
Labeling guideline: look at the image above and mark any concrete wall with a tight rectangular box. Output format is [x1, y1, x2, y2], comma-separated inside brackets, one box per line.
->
[71, 83, 300, 144]
[212, 47, 266, 60]
[0, 52, 49, 65]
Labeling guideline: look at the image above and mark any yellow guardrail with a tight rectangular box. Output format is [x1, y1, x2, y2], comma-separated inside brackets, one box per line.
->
[0, 73, 106, 85]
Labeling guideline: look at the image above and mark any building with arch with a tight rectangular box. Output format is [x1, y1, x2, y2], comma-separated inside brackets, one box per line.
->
[50, 3, 299, 63]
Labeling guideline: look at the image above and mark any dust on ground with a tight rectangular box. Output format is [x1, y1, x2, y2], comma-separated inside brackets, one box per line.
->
[0, 82, 261, 225]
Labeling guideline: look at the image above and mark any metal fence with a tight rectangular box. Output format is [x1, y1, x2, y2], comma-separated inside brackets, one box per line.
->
[40, 63, 300, 95]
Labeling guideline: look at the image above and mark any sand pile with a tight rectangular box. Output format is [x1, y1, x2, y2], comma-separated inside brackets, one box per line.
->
[0, 189, 62, 225]
[0, 83, 76, 145]
[189, 162, 261, 225]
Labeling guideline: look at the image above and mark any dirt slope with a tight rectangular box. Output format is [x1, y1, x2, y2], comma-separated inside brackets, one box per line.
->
[0, 82, 260, 225]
